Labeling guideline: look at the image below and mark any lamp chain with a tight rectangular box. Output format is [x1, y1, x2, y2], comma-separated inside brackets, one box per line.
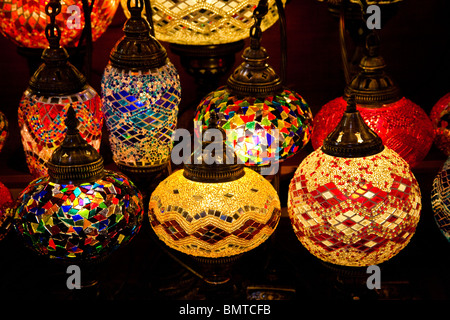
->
[45, 0, 62, 49]
[250, 0, 269, 50]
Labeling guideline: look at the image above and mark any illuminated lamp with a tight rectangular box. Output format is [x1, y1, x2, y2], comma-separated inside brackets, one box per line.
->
[194, 0, 312, 189]
[311, 32, 434, 168]
[148, 111, 281, 284]
[0, 111, 8, 153]
[430, 93, 450, 156]
[13, 106, 144, 263]
[18, 0, 103, 179]
[101, 0, 181, 190]
[288, 96, 422, 268]
[0, 181, 13, 241]
[431, 156, 450, 242]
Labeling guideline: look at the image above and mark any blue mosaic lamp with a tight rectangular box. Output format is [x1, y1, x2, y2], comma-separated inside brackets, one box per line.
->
[101, 0, 181, 179]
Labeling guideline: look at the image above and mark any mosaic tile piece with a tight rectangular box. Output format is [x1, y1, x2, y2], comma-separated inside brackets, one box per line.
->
[0, 0, 119, 48]
[13, 171, 144, 261]
[18, 86, 103, 178]
[194, 86, 313, 166]
[311, 96, 435, 168]
[121, 0, 283, 45]
[101, 63, 181, 168]
[288, 147, 422, 267]
[148, 168, 281, 258]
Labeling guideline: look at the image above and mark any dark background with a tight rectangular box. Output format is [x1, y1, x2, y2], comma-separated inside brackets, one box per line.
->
[0, 0, 449, 303]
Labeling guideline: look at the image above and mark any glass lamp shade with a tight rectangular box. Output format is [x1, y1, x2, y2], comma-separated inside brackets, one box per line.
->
[148, 168, 281, 259]
[431, 156, 450, 242]
[288, 146, 422, 267]
[14, 171, 144, 261]
[120, 0, 283, 45]
[0, 181, 13, 241]
[430, 93, 450, 156]
[101, 63, 181, 170]
[0, 0, 120, 49]
[194, 87, 313, 166]
[0, 111, 8, 153]
[311, 96, 435, 169]
[18, 86, 103, 178]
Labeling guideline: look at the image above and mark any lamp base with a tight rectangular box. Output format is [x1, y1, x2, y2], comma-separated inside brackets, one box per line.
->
[169, 41, 245, 99]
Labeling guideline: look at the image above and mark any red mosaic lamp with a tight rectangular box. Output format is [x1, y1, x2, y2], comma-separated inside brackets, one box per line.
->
[311, 32, 435, 168]
[430, 93, 450, 156]
[18, 0, 103, 179]
[288, 96, 422, 267]
[0, 111, 8, 153]
[0, 181, 13, 241]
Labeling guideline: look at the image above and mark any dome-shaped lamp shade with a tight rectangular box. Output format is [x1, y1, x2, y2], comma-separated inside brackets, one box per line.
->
[288, 98, 421, 267]
[195, 87, 312, 166]
[311, 33, 434, 168]
[120, 0, 284, 45]
[0, 111, 8, 153]
[148, 112, 281, 259]
[0, 181, 13, 241]
[0, 0, 120, 48]
[431, 156, 450, 242]
[430, 93, 450, 157]
[101, 0, 181, 173]
[14, 107, 144, 262]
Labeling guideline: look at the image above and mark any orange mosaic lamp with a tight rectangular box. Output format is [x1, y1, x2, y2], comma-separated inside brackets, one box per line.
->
[148, 112, 281, 260]
[288, 97, 422, 267]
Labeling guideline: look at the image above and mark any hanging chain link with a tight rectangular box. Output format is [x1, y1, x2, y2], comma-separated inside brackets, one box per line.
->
[250, 0, 269, 49]
[45, 0, 62, 48]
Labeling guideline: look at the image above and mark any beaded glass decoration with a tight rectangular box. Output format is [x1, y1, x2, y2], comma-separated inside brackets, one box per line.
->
[430, 93, 450, 157]
[0, 181, 13, 241]
[120, 0, 283, 45]
[18, 86, 103, 178]
[288, 147, 422, 267]
[0, 0, 120, 48]
[194, 87, 313, 166]
[311, 96, 435, 168]
[431, 156, 450, 242]
[14, 171, 144, 261]
[101, 63, 181, 169]
[149, 168, 281, 258]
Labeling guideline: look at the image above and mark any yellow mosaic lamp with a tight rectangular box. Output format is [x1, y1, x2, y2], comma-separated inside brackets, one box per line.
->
[288, 96, 422, 267]
[148, 112, 281, 266]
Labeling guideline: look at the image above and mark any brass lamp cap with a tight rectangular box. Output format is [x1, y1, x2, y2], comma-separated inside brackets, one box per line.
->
[109, 0, 167, 70]
[322, 96, 384, 157]
[183, 111, 245, 183]
[46, 106, 105, 184]
[344, 32, 401, 106]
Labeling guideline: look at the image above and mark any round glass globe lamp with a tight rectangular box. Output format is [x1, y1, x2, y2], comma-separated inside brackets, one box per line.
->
[0, 181, 13, 241]
[430, 93, 450, 156]
[431, 156, 450, 242]
[0, 111, 8, 153]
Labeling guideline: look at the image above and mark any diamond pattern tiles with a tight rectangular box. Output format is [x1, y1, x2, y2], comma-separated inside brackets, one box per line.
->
[288, 147, 422, 267]
[148, 168, 281, 258]
[101, 63, 181, 168]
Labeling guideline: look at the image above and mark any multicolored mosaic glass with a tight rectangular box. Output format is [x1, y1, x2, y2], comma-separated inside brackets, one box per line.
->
[194, 87, 313, 166]
[0, 111, 8, 153]
[430, 93, 450, 157]
[18, 86, 103, 178]
[0, 0, 120, 48]
[288, 147, 422, 267]
[311, 96, 435, 168]
[101, 63, 181, 169]
[14, 171, 144, 261]
[0, 181, 13, 241]
[120, 0, 283, 45]
[431, 156, 450, 242]
[149, 168, 281, 258]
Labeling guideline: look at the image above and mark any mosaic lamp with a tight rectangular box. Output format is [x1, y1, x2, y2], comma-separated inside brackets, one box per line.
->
[18, 0, 103, 179]
[0, 0, 119, 49]
[288, 96, 422, 267]
[311, 32, 434, 168]
[148, 112, 281, 272]
[0, 111, 8, 153]
[101, 0, 181, 182]
[0, 181, 13, 241]
[430, 93, 450, 156]
[194, 0, 313, 171]
[431, 156, 450, 242]
[14, 106, 144, 262]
